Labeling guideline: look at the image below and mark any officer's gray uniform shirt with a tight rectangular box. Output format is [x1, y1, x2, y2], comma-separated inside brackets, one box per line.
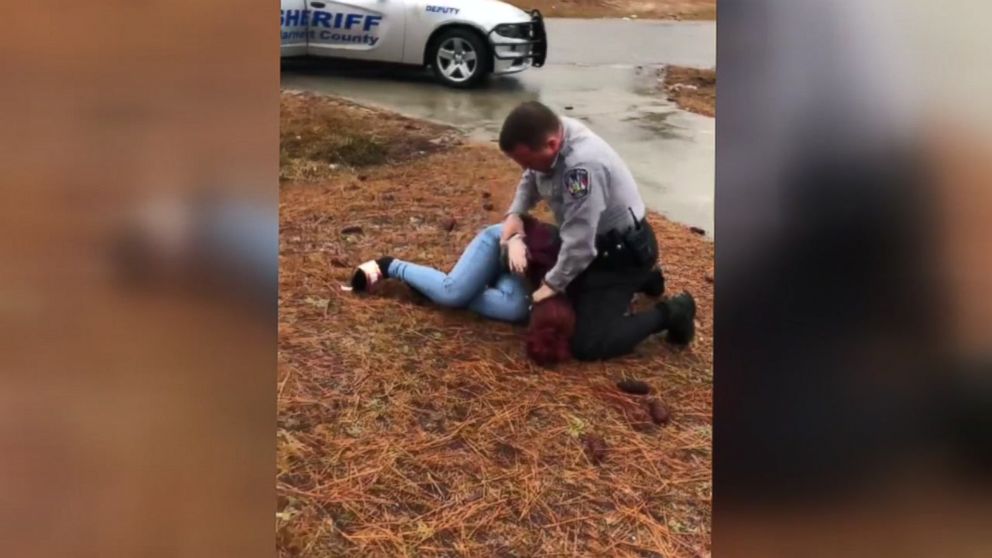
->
[507, 117, 647, 292]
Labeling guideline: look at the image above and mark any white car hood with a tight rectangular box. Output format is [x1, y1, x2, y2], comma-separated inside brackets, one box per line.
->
[428, 0, 532, 28]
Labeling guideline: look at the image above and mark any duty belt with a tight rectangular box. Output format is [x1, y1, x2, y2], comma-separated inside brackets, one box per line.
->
[593, 217, 654, 269]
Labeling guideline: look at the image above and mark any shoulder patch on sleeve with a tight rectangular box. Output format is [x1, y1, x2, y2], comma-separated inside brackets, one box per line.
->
[563, 167, 590, 200]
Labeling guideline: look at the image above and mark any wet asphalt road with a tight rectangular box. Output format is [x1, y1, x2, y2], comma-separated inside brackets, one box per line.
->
[281, 19, 716, 233]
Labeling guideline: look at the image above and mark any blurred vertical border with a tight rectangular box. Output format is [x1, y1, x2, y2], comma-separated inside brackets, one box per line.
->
[0, 1, 277, 556]
[714, 0, 992, 556]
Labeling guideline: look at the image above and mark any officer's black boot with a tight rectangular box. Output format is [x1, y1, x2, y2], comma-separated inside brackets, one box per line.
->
[656, 292, 696, 346]
[639, 267, 665, 297]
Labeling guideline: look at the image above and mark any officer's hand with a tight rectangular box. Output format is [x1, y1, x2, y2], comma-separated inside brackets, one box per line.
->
[507, 236, 529, 275]
[532, 283, 555, 304]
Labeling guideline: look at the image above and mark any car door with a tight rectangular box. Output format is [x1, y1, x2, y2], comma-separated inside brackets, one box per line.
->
[281, 0, 308, 56]
[305, 0, 406, 62]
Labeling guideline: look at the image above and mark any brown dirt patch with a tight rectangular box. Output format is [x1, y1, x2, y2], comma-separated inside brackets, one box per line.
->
[280, 91, 462, 182]
[509, 0, 716, 19]
[278, 90, 712, 556]
[662, 66, 716, 117]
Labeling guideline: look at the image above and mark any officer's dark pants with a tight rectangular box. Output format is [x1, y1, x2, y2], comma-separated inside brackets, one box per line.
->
[567, 223, 662, 361]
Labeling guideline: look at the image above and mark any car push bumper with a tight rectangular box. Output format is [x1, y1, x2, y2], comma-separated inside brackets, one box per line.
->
[488, 10, 548, 74]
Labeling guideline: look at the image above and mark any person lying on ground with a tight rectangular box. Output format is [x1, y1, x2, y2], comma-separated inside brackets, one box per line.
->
[350, 221, 532, 323]
[350, 215, 666, 366]
[350, 214, 663, 322]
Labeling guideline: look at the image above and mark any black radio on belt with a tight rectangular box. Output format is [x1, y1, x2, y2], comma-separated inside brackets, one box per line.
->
[623, 207, 657, 267]
[595, 208, 656, 269]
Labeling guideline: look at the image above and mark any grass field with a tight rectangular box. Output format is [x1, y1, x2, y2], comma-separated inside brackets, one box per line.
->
[278, 90, 713, 556]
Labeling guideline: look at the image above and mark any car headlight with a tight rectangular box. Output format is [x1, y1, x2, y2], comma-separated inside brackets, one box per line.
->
[494, 23, 531, 40]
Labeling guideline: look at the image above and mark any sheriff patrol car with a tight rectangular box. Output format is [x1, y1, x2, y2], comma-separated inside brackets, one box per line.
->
[280, 0, 547, 87]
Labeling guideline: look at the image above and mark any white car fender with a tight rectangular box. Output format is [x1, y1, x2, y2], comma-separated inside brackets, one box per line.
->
[401, 0, 534, 66]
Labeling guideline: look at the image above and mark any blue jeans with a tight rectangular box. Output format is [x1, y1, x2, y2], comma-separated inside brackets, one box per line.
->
[387, 224, 531, 323]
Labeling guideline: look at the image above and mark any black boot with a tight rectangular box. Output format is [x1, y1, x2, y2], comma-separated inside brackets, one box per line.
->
[375, 256, 394, 277]
[657, 292, 696, 345]
[640, 267, 665, 297]
[350, 256, 393, 292]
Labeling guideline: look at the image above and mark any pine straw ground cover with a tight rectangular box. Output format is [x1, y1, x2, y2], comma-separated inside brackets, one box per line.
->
[278, 91, 713, 557]
[505, 0, 716, 20]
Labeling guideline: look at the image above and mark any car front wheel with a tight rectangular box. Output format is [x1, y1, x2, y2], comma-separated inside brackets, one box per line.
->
[430, 29, 489, 88]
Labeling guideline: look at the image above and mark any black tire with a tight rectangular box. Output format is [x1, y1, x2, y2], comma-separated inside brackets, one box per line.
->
[428, 28, 489, 88]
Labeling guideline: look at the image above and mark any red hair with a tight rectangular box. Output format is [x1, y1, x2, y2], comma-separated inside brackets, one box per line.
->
[520, 215, 560, 288]
[526, 295, 576, 366]
[514, 216, 574, 365]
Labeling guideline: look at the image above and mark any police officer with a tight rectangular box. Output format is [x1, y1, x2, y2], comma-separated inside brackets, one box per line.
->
[498, 101, 696, 361]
